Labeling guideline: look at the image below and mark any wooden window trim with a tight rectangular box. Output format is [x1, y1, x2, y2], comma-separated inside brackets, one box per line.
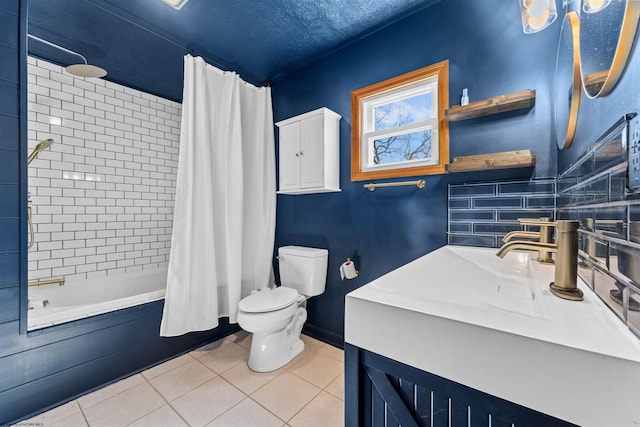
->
[351, 60, 449, 181]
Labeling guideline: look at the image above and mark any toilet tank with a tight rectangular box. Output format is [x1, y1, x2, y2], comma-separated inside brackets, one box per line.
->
[278, 246, 328, 297]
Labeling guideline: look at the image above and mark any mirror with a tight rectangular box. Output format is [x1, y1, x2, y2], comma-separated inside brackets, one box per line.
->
[579, 0, 640, 98]
[554, 11, 581, 149]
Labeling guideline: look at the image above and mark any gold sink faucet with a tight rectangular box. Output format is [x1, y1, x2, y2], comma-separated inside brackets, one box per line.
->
[502, 217, 554, 263]
[497, 220, 583, 301]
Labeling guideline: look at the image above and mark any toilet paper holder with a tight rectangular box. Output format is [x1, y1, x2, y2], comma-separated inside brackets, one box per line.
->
[340, 258, 359, 280]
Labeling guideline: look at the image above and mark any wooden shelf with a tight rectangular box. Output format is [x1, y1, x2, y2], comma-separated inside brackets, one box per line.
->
[584, 69, 608, 94]
[445, 89, 536, 121]
[445, 150, 536, 173]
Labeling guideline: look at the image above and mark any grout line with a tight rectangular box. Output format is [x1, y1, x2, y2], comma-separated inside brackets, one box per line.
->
[245, 394, 289, 424]
[284, 388, 324, 424]
[136, 374, 191, 427]
[77, 400, 91, 427]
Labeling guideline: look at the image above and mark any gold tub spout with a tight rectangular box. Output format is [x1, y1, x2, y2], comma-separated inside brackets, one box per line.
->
[497, 220, 582, 301]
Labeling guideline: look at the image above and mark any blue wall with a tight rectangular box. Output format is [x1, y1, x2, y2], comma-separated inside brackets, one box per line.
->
[271, 0, 561, 345]
[0, 1, 238, 424]
[0, 0, 23, 332]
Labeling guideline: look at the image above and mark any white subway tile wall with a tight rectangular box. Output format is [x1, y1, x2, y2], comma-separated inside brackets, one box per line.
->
[27, 57, 182, 282]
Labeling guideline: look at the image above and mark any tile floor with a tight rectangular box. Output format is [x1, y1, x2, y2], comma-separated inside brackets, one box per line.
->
[22, 333, 345, 427]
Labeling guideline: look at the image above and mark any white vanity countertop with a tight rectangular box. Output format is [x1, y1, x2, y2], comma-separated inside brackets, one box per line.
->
[345, 245, 640, 427]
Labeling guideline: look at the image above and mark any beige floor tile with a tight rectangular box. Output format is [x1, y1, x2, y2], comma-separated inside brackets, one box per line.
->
[300, 335, 325, 352]
[286, 343, 319, 370]
[82, 382, 165, 427]
[149, 359, 216, 402]
[141, 353, 195, 380]
[49, 410, 88, 427]
[171, 376, 245, 427]
[21, 400, 86, 427]
[289, 391, 344, 427]
[78, 374, 146, 410]
[25, 334, 345, 427]
[128, 404, 188, 427]
[195, 341, 249, 374]
[220, 360, 283, 394]
[288, 351, 343, 389]
[318, 343, 344, 364]
[299, 335, 343, 363]
[224, 330, 252, 349]
[189, 338, 226, 357]
[251, 371, 321, 422]
[206, 398, 284, 427]
[325, 373, 344, 400]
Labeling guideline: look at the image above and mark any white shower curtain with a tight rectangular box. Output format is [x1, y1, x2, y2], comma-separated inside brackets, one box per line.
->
[160, 55, 276, 337]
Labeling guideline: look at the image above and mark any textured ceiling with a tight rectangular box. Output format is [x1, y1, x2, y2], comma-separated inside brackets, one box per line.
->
[28, 0, 441, 92]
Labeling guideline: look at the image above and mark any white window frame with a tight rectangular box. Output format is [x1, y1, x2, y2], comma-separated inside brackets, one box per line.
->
[361, 78, 439, 172]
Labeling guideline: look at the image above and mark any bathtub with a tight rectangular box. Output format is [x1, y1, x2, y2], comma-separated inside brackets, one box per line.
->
[28, 268, 167, 330]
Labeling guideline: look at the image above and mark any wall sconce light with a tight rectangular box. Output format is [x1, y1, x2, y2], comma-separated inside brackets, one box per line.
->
[583, 0, 611, 13]
[519, 0, 558, 33]
[161, 0, 189, 10]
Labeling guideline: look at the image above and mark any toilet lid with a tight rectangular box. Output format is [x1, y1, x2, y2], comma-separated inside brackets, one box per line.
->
[239, 286, 299, 313]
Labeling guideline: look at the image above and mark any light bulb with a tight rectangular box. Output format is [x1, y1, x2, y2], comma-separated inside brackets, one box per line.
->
[526, 9, 552, 31]
[583, 0, 611, 13]
[161, 0, 189, 10]
[526, 0, 550, 18]
[520, 0, 557, 34]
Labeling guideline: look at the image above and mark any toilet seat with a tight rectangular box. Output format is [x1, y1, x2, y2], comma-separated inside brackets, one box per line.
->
[239, 286, 299, 313]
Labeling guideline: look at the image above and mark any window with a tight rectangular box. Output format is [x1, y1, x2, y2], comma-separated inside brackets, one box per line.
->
[351, 60, 449, 181]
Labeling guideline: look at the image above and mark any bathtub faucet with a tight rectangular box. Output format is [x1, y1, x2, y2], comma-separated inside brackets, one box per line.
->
[28, 277, 65, 287]
[497, 220, 582, 301]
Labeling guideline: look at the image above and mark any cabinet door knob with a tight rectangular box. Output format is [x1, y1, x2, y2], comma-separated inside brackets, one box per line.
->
[295, 152, 300, 157]
[299, 151, 304, 157]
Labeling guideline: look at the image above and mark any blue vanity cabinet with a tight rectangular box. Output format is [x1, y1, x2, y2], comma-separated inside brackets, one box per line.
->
[344, 344, 577, 427]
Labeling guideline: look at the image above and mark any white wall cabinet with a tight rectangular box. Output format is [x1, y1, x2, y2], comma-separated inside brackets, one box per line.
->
[276, 107, 341, 195]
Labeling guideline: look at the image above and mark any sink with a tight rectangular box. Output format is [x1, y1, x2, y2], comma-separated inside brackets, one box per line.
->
[345, 245, 640, 427]
[486, 282, 541, 318]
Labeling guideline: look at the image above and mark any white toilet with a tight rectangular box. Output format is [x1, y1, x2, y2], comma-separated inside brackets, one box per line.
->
[237, 245, 328, 372]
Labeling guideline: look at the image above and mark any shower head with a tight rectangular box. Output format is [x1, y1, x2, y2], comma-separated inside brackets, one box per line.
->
[28, 139, 55, 165]
[65, 64, 107, 78]
[27, 34, 108, 78]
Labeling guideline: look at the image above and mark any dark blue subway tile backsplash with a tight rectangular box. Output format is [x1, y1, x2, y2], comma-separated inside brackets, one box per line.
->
[448, 179, 556, 249]
[473, 197, 523, 208]
[498, 209, 555, 221]
[449, 184, 495, 198]
[498, 180, 555, 195]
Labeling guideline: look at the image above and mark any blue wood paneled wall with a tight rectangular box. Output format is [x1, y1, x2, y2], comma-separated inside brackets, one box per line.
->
[0, 1, 239, 424]
[0, 1, 22, 336]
